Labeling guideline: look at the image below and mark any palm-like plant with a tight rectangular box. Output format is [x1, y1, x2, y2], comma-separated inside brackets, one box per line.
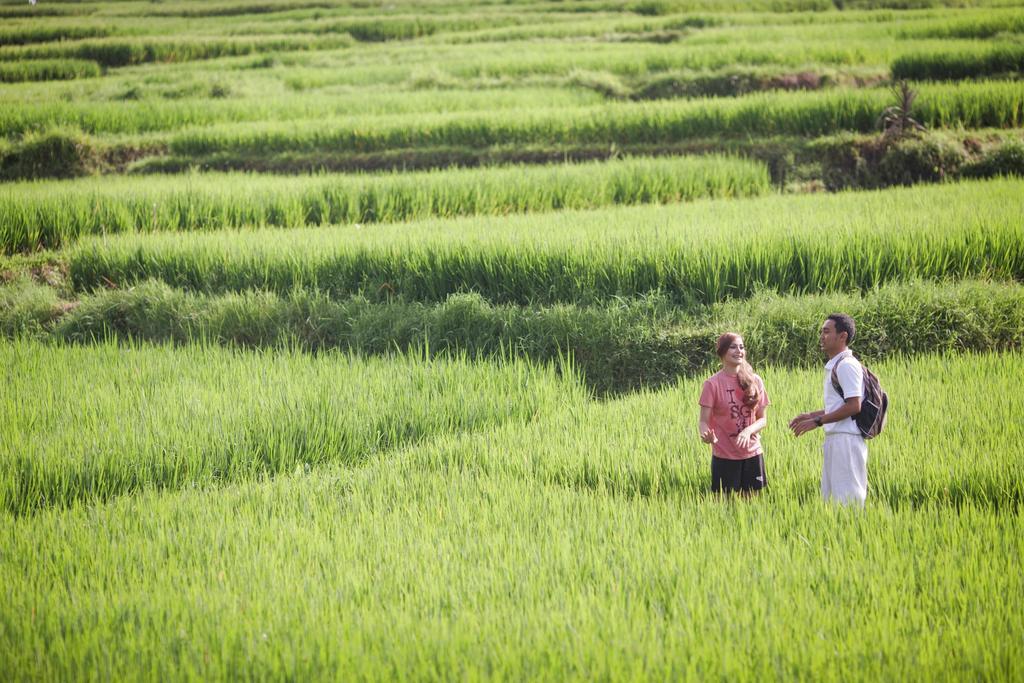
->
[877, 80, 926, 139]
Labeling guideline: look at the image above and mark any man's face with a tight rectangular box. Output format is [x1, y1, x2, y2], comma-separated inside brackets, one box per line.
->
[819, 319, 844, 356]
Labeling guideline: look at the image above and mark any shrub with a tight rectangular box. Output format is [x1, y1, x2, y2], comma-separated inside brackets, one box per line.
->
[632, 70, 826, 101]
[814, 133, 966, 189]
[0, 277, 62, 338]
[630, 1, 672, 16]
[567, 70, 630, 100]
[0, 128, 102, 181]
[875, 136, 965, 186]
[961, 141, 1024, 179]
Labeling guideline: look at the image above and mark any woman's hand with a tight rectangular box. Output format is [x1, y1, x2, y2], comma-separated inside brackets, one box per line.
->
[699, 424, 717, 444]
[736, 429, 753, 449]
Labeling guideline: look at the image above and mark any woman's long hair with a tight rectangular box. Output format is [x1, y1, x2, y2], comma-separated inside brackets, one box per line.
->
[716, 332, 759, 409]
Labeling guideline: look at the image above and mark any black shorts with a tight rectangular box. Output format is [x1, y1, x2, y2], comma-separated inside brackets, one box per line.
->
[711, 453, 767, 493]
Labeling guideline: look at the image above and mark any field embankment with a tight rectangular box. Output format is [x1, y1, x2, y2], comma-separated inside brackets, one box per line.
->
[4, 277, 1022, 395]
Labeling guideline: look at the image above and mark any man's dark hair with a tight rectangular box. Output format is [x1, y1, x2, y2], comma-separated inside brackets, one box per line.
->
[827, 313, 856, 344]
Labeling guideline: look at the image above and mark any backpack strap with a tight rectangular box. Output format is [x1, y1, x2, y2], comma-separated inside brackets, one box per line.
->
[830, 356, 854, 399]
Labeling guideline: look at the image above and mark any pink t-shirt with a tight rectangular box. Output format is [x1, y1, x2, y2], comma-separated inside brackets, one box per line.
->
[698, 370, 770, 460]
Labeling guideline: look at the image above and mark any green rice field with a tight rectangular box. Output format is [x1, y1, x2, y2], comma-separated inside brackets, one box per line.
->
[2, 346, 1022, 679]
[2, 0, 1023, 679]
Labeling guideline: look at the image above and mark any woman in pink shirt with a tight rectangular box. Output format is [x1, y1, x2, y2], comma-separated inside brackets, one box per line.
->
[698, 333, 770, 494]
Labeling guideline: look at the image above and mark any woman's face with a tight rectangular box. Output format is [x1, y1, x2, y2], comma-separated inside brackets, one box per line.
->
[721, 337, 746, 366]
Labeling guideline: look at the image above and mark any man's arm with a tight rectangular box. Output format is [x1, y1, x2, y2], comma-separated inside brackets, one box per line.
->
[788, 409, 823, 430]
[791, 397, 860, 437]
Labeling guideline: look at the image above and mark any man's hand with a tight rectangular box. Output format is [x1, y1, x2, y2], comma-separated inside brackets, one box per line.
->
[790, 417, 819, 437]
[788, 412, 814, 430]
[699, 425, 717, 444]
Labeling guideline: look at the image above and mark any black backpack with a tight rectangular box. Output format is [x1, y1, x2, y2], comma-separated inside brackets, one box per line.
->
[831, 358, 888, 440]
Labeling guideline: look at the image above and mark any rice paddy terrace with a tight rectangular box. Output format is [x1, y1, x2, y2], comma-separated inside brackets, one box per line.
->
[1, 0, 1023, 679]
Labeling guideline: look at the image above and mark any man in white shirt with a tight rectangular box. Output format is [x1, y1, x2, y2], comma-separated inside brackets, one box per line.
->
[789, 314, 868, 506]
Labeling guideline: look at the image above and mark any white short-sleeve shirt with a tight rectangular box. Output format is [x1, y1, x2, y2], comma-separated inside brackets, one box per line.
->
[823, 349, 863, 436]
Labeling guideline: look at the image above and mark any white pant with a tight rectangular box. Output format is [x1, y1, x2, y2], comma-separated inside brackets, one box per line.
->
[821, 433, 868, 506]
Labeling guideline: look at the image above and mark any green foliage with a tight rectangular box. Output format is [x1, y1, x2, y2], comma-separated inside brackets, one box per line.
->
[896, 12, 1024, 39]
[342, 18, 441, 42]
[809, 132, 1020, 189]
[0, 5, 74, 19]
[633, 69, 827, 100]
[3, 2, 1024, 678]
[143, 1, 338, 18]
[566, 70, 631, 100]
[714, 279, 1024, 366]
[0, 87, 602, 138]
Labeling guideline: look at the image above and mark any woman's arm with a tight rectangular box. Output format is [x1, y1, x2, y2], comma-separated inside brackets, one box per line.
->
[737, 405, 767, 449]
[698, 405, 717, 444]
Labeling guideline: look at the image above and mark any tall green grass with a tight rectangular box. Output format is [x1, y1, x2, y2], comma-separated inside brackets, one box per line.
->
[0, 156, 770, 252]
[67, 179, 1024, 305]
[0, 338, 584, 516]
[0, 350, 1021, 678]
[160, 82, 1024, 159]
